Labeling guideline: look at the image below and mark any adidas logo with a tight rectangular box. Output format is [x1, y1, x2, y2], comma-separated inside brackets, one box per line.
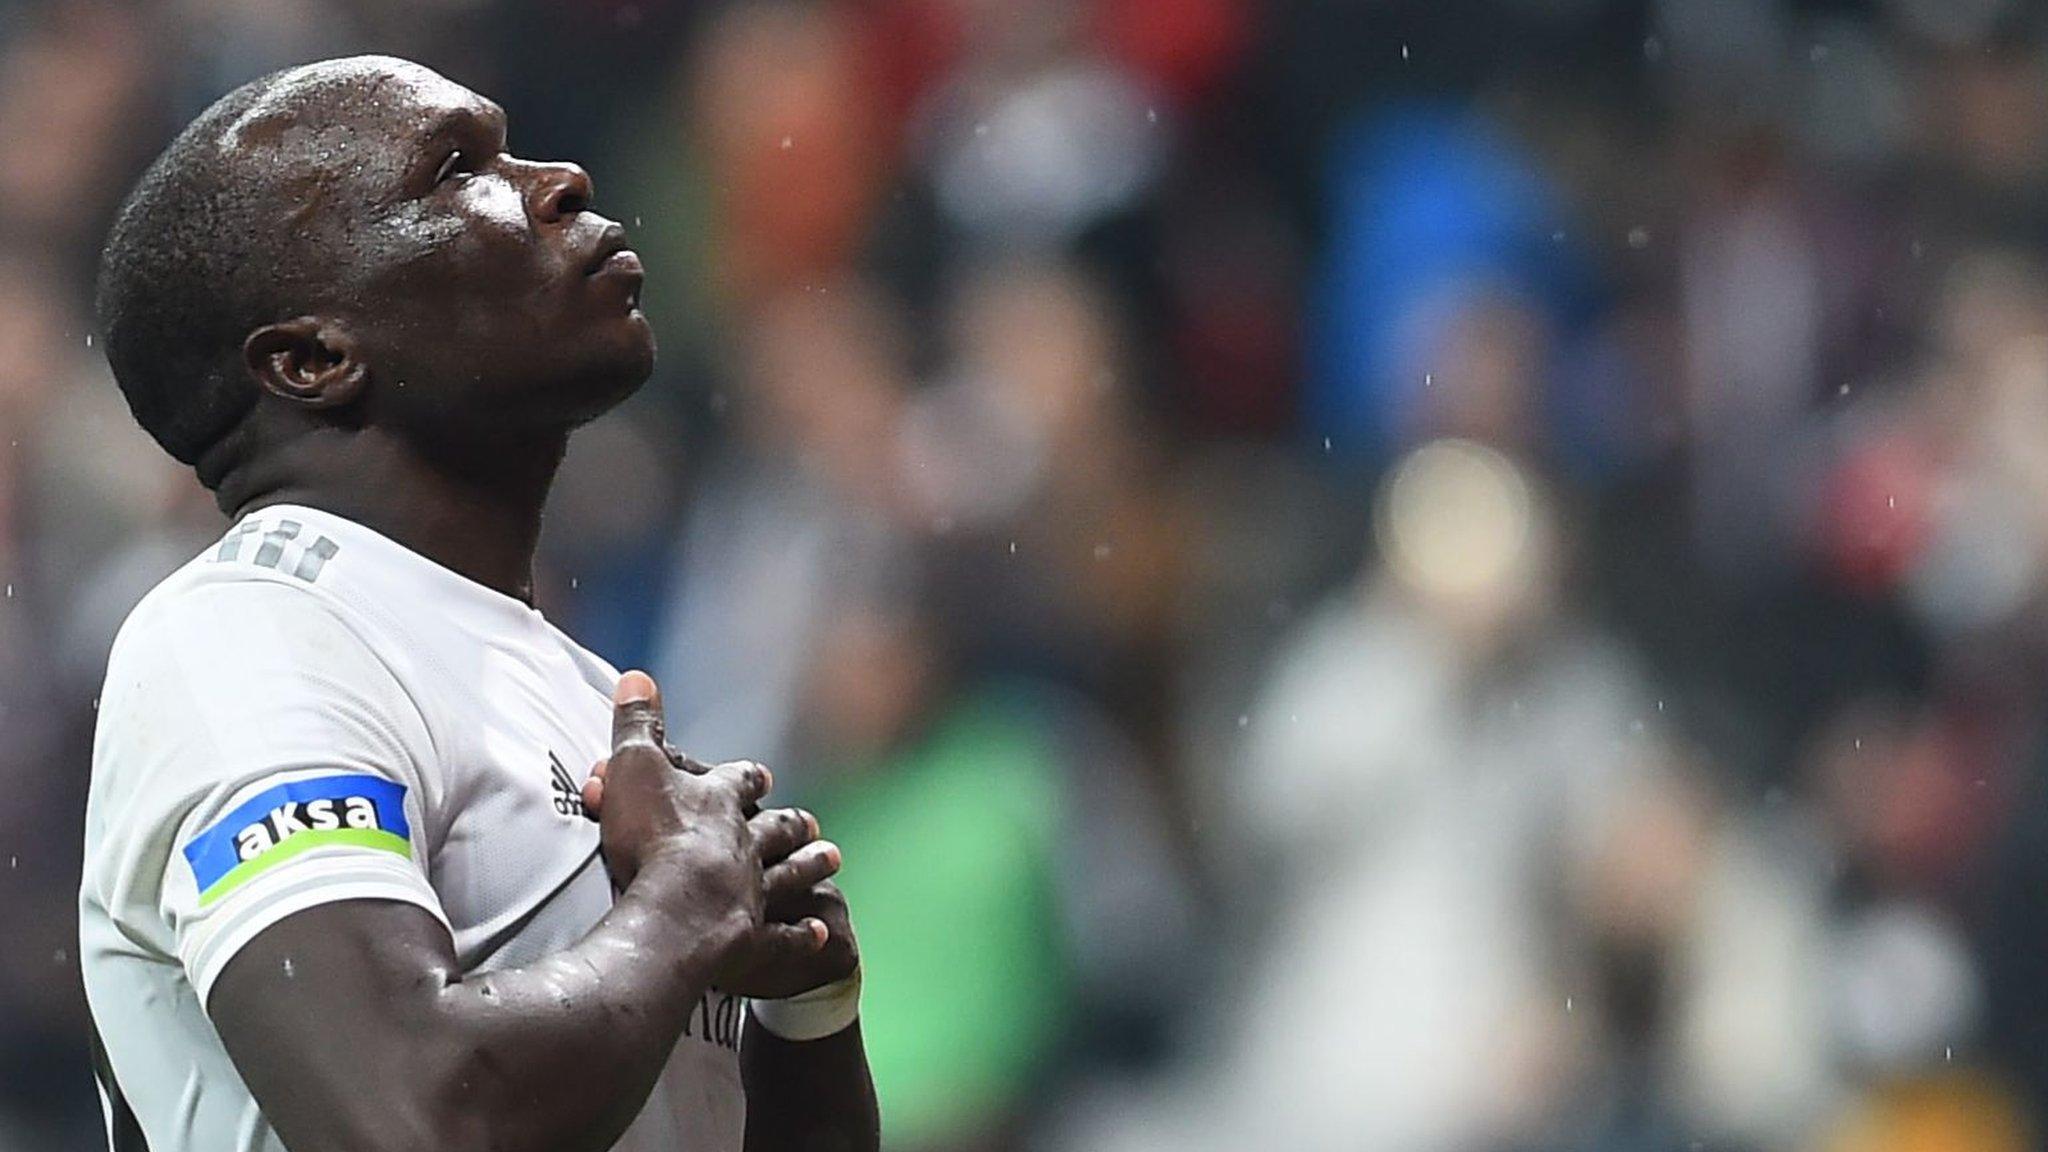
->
[548, 752, 584, 818]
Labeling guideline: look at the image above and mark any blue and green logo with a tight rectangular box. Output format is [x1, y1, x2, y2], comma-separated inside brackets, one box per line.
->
[182, 774, 411, 906]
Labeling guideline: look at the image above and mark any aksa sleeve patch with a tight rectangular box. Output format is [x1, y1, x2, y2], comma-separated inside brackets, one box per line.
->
[182, 774, 412, 906]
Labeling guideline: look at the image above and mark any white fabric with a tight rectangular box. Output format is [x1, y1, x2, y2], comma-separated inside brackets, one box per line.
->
[750, 967, 862, 1042]
[80, 504, 744, 1152]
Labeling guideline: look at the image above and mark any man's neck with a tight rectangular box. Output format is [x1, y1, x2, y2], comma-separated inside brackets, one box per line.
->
[218, 426, 568, 605]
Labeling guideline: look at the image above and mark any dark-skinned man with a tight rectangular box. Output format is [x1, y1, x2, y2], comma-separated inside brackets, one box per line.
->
[78, 55, 879, 1152]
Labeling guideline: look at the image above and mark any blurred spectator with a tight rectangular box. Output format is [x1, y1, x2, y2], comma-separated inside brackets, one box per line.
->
[689, 0, 892, 306]
[1305, 103, 1595, 464]
[781, 579, 1195, 1152]
[781, 593, 1074, 1152]
[1213, 440, 1659, 1152]
[651, 279, 918, 774]
[908, 258, 1183, 722]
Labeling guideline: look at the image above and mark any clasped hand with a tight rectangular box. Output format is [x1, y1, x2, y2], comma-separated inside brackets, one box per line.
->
[582, 670, 859, 1000]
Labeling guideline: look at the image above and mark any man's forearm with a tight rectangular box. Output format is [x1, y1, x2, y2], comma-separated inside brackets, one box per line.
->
[420, 859, 749, 1152]
[741, 1018, 880, 1152]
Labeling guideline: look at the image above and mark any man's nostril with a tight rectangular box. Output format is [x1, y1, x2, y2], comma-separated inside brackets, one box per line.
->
[557, 188, 589, 216]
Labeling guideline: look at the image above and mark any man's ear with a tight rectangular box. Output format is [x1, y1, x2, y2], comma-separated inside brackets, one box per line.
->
[243, 318, 368, 408]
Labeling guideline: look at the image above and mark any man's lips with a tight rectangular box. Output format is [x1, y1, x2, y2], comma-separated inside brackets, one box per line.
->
[583, 224, 639, 276]
[583, 224, 643, 306]
[594, 248, 644, 277]
[595, 251, 643, 310]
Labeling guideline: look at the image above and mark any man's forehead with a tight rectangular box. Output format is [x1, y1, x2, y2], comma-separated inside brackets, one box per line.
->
[223, 55, 495, 152]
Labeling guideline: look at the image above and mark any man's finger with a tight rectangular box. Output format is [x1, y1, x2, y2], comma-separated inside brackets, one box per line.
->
[763, 839, 840, 903]
[711, 758, 773, 807]
[767, 881, 852, 931]
[664, 743, 710, 775]
[611, 670, 665, 753]
[749, 807, 817, 866]
[751, 918, 831, 960]
[580, 775, 604, 819]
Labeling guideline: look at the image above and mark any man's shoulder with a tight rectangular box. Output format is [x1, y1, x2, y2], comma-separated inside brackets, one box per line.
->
[114, 539, 348, 652]
[94, 527, 437, 782]
[102, 520, 402, 709]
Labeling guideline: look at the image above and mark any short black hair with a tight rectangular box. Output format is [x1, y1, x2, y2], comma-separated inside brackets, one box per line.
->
[96, 67, 314, 479]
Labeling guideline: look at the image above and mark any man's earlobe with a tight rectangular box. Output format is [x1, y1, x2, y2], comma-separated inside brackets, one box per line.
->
[243, 319, 368, 408]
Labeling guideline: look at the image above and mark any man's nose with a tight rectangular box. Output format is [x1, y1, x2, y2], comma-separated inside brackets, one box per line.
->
[527, 161, 593, 223]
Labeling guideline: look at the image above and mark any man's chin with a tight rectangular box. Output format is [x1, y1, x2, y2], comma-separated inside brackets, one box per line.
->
[613, 310, 657, 382]
[564, 324, 657, 425]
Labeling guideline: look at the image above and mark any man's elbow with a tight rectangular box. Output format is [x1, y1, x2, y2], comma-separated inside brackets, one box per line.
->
[283, 1047, 508, 1152]
[278, 1101, 485, 1152]
[414, 1042, 540, 1152]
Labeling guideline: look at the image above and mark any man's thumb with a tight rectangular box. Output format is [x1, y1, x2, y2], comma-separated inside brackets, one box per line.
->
[611, 670, 664, 750]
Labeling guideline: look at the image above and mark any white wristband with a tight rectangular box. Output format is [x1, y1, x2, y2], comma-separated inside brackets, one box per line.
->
[748, 967, 862, 1041]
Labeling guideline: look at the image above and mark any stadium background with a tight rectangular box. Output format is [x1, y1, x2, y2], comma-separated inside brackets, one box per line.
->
[7, 0, 2048, 1148]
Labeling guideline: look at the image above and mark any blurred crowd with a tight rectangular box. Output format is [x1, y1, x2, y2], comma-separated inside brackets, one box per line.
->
[11, 0, 2048, 1149]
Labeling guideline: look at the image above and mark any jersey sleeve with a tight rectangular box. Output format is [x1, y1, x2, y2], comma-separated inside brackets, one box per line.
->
[92, 577, 447, 1008]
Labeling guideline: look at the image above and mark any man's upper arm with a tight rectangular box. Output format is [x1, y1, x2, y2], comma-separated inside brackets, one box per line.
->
[95, 578, 445, 1001]
[91, 578, 464, 1148]
[207, 899, 468, 1152]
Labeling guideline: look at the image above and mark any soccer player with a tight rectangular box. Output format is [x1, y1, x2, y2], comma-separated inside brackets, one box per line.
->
[78, 56, 878, 1152]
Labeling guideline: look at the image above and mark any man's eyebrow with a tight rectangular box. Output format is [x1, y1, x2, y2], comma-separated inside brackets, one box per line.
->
[422, 101, 508, 147]
[389, 102, 508, 202]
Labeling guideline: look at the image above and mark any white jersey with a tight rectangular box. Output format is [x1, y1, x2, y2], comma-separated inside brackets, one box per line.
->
[79, 504, 745, 1152]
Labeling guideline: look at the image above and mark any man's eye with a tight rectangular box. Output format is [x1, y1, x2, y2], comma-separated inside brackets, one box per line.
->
[434, 150, 471, 185]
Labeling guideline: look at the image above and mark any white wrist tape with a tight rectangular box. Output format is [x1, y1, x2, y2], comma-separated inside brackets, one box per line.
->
[749, 967, 862, 1041]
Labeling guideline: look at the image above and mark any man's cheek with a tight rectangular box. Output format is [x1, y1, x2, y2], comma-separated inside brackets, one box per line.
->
[362, 214, 470, 300]
[456, 174, 530, 236]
